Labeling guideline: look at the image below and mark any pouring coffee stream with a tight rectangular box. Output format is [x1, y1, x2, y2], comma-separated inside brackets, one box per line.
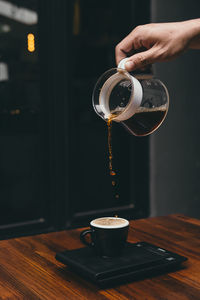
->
[107, 116, 119, 199]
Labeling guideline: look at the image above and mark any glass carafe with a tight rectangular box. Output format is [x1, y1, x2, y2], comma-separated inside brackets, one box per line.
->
[92, 58, 169, 136]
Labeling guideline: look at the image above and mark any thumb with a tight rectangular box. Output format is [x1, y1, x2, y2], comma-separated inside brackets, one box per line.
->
[124, 47, 157, 71]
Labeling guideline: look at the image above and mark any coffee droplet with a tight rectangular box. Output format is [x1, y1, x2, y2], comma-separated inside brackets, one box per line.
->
[115, 215, 118, 218]
[112, 181, 116, 186]
[115, 194, 119, 199]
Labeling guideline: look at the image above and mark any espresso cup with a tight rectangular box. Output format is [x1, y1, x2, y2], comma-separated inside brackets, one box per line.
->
[80, 217, 129, 258]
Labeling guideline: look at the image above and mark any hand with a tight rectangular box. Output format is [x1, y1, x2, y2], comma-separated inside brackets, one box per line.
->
[115, 19, 200, 71]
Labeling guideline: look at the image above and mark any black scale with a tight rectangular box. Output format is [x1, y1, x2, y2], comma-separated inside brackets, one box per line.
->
[55, 242, 187, 287]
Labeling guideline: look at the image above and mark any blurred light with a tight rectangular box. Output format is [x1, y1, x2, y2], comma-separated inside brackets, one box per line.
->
[0, 0, 37, 25]
[1, 24, 10, 32]
[27, 33, 35, 52]
[73, 0, 80, 35]
[10, 109, 20, 116]
[0, 62, 9, 81]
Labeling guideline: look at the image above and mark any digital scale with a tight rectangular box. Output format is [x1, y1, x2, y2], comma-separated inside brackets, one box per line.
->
[56, 241, 187, 287]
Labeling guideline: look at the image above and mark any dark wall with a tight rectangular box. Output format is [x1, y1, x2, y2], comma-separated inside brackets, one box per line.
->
[150, 0, 200, 218]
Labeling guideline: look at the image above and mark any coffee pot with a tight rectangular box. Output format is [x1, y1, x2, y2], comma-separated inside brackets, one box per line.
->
[92, 58, 169, 136]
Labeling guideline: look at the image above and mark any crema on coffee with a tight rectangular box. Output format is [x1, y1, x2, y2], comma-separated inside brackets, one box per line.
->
[91, 217, 129, 229]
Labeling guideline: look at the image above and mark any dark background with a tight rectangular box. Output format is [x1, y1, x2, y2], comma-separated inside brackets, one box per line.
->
[0, 0, 199, 239]
[0, 0, 150, 239]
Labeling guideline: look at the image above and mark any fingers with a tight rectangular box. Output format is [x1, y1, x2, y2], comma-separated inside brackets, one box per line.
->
[115, 42, 132, 65]
[123, 47, 158, 71]
[115, 34, 137, 64]
[115, 26, 145, 65]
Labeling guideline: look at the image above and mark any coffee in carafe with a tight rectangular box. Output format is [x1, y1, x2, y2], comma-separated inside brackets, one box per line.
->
[92, 58, 169, 136]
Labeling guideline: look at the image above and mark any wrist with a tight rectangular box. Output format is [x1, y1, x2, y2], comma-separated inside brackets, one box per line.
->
[182, 19, 200, 49]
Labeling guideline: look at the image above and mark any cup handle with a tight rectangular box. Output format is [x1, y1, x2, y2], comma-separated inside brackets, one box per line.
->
[80, 229, 94, 247]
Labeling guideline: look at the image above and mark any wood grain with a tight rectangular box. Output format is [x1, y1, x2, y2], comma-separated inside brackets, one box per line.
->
[0, 214, 199, 299]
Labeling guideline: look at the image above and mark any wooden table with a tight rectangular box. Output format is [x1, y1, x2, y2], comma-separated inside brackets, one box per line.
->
[0, 214, 200, 299]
